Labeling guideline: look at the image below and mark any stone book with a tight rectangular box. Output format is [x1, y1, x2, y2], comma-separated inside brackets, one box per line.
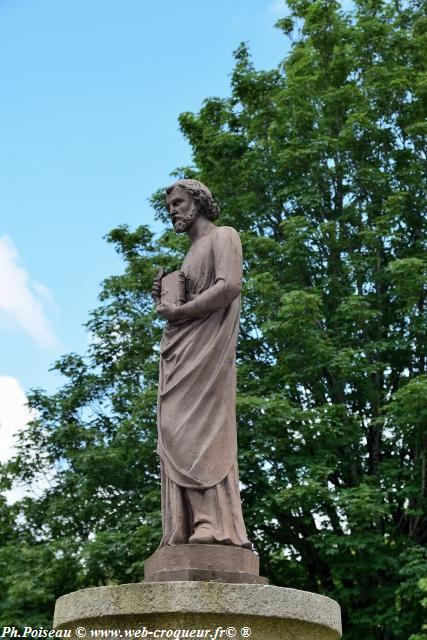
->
[160, 270, 186, 306]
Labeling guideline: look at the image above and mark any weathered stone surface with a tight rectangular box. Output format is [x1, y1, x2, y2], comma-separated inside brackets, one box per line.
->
[154, 179, 252, 550]
[144, 544, 268, 584]
[54, 582, 342, 640]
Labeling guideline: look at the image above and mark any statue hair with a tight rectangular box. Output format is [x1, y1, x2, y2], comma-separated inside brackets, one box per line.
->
[165, 179, 220, 221]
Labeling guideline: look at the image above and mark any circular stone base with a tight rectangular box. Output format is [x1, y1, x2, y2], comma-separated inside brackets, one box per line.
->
[54, 582, 342, 640]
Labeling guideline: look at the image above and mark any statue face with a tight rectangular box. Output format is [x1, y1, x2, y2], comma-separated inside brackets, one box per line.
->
[166, 187, 199, 234]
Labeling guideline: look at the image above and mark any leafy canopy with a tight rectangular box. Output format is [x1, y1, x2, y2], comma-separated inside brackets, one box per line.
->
[1, 1, 427, 638]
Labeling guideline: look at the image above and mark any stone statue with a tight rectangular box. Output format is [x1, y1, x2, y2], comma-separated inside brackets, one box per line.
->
[151, 179, 251, 549]
[54, 193, 341, 635]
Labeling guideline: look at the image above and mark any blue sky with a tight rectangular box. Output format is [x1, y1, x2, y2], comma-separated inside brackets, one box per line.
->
[0, 0, 296, 460]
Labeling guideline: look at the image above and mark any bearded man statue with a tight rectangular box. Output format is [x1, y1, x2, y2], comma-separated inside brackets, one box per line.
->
[152, 179, 251, 550]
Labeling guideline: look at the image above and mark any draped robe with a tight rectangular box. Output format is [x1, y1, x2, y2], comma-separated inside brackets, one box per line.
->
[156, 225, 250, 547]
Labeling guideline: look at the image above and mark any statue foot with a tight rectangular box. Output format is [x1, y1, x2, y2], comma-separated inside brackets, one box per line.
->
[189, 525, 229, 545]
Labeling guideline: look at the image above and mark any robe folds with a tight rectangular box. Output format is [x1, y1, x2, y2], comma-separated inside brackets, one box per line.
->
[157, 225, 243, 490]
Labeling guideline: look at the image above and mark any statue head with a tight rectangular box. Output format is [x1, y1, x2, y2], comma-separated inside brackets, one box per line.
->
[165, 179, 220, 233]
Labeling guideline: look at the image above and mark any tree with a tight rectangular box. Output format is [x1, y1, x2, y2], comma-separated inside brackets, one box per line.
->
[1, 1, 426, 638]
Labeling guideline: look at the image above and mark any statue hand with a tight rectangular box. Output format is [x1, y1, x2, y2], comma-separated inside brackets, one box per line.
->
[157, 301, 181, 322]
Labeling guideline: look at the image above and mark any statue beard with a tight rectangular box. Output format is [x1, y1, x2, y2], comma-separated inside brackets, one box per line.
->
[173, 207, 199, 233]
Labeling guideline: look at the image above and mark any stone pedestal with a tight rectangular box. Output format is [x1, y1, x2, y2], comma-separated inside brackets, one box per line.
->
[54, 582, 342, 640]
[144, 544, 267, 584]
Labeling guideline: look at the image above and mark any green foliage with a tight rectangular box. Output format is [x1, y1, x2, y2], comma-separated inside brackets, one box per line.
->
[409, 575, 427, 640]
[1, 1, 427, 638]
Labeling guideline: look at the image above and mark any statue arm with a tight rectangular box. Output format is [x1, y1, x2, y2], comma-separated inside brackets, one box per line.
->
[157, 226, 243, 322]
[179, 226, 243, 319]
[177, 278, 240, 319]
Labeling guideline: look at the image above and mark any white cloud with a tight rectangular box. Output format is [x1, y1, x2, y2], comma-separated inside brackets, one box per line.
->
[0, 375, 31, 464]
[269, 0, 287, 16]
[0, 375, 51, 504]
[32, 281, 59, 315]
[0, 235, 58, 348]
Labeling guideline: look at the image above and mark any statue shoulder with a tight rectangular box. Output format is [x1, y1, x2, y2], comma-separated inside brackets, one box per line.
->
[212, 226, 243, 269]
[213, 225, 241, 243]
